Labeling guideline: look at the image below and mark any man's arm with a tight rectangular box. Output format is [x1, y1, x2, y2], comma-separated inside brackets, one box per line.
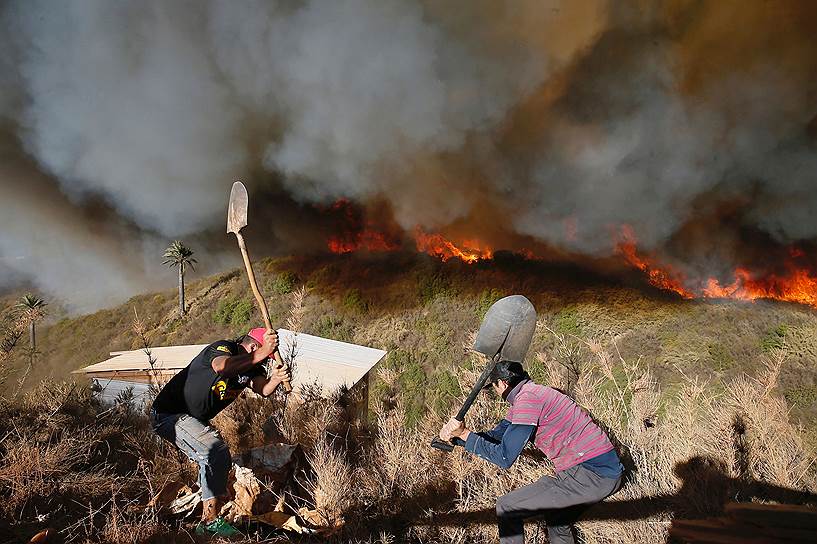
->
[463, 423, 535, 469]
[483, 419, 511, 442]
[211, 330, 277, 377]
[211, 350, 266, 377]
[249, 363, 290, 397]
[448, 419, 509, 447]
[439, 417, 534, 469]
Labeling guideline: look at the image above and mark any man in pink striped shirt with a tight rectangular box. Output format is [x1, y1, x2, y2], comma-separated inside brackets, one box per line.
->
[440, 361, 623, 544]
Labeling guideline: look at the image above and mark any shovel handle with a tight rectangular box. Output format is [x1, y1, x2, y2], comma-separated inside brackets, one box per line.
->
[234, 232, 293, 393]
[430, 437, 455, 453]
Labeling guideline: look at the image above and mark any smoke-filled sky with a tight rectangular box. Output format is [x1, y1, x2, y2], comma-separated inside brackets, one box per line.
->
[1, 0, 816, 311]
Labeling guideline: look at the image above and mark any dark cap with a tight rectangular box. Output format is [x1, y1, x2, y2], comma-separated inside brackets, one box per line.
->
[483, 361, 528, 389]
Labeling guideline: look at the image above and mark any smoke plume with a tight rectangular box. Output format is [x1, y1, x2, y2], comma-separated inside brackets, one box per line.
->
[1, 0, 816, 310]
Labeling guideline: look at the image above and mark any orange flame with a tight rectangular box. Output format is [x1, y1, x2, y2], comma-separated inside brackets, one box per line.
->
[703, 266, 817, 307]
[327, 230, 399, 254]
[414, 228, 493, 263]
[326, 199, 400, 254]
[324, 202, 817, 309]
[615, 226, 695, 299]
[617, 226, 817, 307]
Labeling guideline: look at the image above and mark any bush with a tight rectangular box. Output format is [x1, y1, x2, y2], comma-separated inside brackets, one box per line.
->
[307, 264, 338, 290]
[761, 324, 789, 352]
[230, 299, 253, 326]
[785, 385, 817, 408]
[342, 288, 369, 314]
[270, 271, 298, 295]
[553, 306, 582, 336]
[708, 342, 734, 372]
[476, 288, 505, 319]
[397, 355, 427, 427]
[428, 368, 460, 415]
[213, 297, 239, 325]
[310, 314, 354, 343]
[417, 271, 452, 303]
[213, 296, 253, 327]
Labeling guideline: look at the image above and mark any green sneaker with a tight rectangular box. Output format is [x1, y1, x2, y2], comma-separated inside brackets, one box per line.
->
[195, 516, 243, 537]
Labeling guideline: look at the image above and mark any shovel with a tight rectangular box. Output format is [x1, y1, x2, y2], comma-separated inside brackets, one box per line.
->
[227, 181, 292, 393]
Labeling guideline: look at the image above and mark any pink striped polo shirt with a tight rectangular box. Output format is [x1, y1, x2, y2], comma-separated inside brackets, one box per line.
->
[506, 381, 614, 472]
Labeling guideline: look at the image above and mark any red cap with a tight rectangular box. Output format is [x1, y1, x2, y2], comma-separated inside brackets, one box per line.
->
[246, 327, 266, 345]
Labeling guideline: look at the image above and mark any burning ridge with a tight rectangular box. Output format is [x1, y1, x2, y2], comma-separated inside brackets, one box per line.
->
[324, 201, 817, 309]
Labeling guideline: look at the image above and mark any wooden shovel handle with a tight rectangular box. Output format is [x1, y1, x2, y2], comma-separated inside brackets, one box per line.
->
[235, 232, 293, 393]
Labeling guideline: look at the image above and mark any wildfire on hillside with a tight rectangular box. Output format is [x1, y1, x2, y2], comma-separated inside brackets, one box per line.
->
[327, 230, 399, 254]
[414, 229, 493, 263]
[325, 199, 401, 254]
[615, 226, 695, 299]
[327, 225, 494, 263]
[323, 201, 817, 308]
[703, 266, 817, 307]
[325, 199, 494, 263]
[615, 226, 817, 308]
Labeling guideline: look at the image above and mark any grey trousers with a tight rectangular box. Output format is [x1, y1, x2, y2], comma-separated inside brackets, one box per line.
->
[496, 463, 623, 544]
[152, 411, 231, 501]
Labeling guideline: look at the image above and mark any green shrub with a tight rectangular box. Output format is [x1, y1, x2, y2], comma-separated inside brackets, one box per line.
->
[382, 349, 408, 371]
[213, 296, 253, 327]
[342, 289, 369, 314]
[761, 324, 789, 352]
[415, 314, 455, 363]
[397, 355, 428, 427]
[307, 265, 338, 289]
[429, 368, 460, 415]
[707, 342, 734, 372]
[553, 306, 582, 336]
[785, 386, 817, 408]
[165, 317, 182, 334]
[417, 272, 451, 303]
[230, 299, 253, 327]
[271, 271, 298, 295]
[213, 298, 240, 325]
[310, 314, 354, 343]
[476, 288, 505, 319]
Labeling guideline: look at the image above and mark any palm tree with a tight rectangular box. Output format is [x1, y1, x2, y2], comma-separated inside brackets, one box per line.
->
[163, 241, 197, 317]
[15, 293, 47, 351]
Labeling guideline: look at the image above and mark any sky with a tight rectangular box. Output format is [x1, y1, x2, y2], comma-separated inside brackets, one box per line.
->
[1, 0, 816, 311]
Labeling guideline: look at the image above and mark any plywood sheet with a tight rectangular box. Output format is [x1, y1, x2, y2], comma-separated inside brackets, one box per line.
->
[74, 329, 386, 395]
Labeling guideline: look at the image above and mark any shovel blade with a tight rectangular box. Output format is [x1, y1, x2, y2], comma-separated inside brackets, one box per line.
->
[227, 181, 249, 234]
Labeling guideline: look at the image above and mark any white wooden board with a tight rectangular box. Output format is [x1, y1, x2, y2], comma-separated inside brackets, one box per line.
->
[74, 329, 386, 396]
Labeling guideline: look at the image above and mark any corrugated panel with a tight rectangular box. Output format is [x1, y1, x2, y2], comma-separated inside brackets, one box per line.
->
[75, 329, 386, 396]
[91, 378, 154, 408]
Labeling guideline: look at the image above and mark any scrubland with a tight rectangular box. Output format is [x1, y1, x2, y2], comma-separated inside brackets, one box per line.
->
[1, 254, 816, 542]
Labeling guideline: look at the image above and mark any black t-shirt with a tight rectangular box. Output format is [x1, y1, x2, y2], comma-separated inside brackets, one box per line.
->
[152, 340, 267, 421]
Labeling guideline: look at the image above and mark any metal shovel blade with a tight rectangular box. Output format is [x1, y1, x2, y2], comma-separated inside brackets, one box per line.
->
[227, 181, 249, 234]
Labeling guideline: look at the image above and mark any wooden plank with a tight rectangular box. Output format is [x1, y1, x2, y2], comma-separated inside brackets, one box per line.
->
[670, 519, 778, 544]
[75, 330, 387, 396]
[85, 370, 176, 384]
[77, 330, 385, 373]
[725, 502, 817, 530]
[671, 503, 817, 544]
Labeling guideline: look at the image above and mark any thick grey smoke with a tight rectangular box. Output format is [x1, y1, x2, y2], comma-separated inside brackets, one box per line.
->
[0, 139, 155, 309]
[1, 0, 816, 309]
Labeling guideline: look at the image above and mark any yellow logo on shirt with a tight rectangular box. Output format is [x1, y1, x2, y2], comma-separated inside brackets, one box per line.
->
[212, 379, 241, 402]
[216, 345, 232, 354]
[212, 380, 228, 400]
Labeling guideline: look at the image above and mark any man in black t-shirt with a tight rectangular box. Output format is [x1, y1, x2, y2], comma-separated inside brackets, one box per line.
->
[151, 327, 290, 537]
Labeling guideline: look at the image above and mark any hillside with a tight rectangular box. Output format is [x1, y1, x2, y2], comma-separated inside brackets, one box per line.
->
[2, 253, 817, 543]
[5, 253, 817, 439]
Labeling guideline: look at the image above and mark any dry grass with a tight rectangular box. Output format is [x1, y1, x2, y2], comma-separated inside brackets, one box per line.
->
[3, 256, 817, 542]
[0, 345, 815, 543]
